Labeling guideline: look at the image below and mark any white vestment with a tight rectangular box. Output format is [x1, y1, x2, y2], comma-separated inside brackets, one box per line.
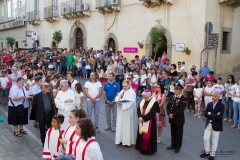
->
[74, 137, 103, 160]
[115, 88, 137, 146]
[55, 89, 75, 130]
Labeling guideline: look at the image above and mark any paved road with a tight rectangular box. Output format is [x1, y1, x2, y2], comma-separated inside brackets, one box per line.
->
[0, 78, 239, 160]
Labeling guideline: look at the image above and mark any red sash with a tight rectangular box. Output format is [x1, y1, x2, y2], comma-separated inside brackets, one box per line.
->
[142, 108, 152, 151]
[82, 139, 97, 160]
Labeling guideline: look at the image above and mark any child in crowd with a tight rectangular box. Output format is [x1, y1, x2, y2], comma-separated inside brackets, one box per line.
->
[0, 70, 9, 105]
[213, 77, 225, 102]
[74, 83, 84, 108]
[169, 78, 175, 97]
[162, 74, 170, 96]
[137, 69, 147, 98]
[132, 70, 139, 92]
[204, 80, 214, 108]
[58, 108, 87, 157]
[74, 118, 103, 160]
[43, 114, 65, 160]
[99, 68, 104, 86]
[193, 81, 204, 118]
[125, 67, 131, 80]
[149, 68, 158, 92]
[178, 74, 186, 87]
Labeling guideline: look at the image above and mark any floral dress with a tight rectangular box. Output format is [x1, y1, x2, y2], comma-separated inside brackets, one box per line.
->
[155, 93, 166, 128]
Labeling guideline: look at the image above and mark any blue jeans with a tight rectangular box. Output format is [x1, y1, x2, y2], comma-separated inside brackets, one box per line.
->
[233, 101, 240, 126]
[225, 97, 234, 119]
[90, 64, 95, 72]
[67, 65, 72, 71]
[87, 100, 100, 128]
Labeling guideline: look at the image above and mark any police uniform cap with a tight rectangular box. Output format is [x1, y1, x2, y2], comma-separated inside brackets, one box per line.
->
[174, 83, 183, 90]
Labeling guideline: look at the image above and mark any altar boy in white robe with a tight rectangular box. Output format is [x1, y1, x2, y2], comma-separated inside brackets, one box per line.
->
[55, 80, 75, 130]
[42, 114, 65, 159]
[115, 80, 138, 146]
[74, 118, 103, 160]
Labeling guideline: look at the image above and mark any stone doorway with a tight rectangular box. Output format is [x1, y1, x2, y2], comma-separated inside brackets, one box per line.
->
[108, 38, 116, 52]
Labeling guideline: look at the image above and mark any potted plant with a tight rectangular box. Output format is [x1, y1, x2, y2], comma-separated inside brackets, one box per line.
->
[52, 30, 63, 48]
[6, 37, 15, 49]
[184, 47, 191, 55]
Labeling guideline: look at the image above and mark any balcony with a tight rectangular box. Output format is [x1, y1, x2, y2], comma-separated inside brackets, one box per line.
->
[139, 0, 173, 8]
[219, 0, 240, 7]
[61, 0, 90, 19]
[95, 0, 121, 14]
[44, 5, 59, 22]
[27, 11, 40, 25]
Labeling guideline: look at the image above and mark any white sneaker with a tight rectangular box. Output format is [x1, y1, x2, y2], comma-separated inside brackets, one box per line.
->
[104, 126, 111, 131]
[111, 127, 116, 132]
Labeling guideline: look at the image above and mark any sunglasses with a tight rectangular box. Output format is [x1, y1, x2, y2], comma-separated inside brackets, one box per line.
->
[127, 78, 132, 80]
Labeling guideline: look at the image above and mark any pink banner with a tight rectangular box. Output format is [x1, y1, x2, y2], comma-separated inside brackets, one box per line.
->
[123, 47, 138, 53]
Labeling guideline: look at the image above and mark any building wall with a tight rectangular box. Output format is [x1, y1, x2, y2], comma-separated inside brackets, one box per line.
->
[0, 0, 239, 78]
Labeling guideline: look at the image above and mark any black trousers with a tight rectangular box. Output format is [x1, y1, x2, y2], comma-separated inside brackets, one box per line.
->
[170, 123, 184, 149]
[39, 112, 52, 146]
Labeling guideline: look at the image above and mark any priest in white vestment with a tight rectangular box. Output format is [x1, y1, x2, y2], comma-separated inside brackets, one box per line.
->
[55, 80, 75, 130]
[115, 80, 137, 146]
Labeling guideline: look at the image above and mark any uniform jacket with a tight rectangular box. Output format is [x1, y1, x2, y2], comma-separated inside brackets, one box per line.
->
[166, 95, 187, 124]
[204, 101, 225, 131]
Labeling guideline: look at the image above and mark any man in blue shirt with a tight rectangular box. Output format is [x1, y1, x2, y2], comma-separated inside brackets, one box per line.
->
[103, 73, 120, 132]
[199, 62, 211, 77]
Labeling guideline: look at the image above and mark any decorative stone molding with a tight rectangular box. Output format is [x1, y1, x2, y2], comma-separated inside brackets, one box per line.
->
[145, 26, 172, 60]
[104, 33, 119, 51]
[69, 20, 87, 49]
[219, 0, 240, 7]
[139, 0, 173, 8]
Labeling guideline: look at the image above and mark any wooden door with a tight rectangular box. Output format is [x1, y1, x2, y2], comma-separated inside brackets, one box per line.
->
[108, 38, 115, 52]
[76, 28, 83, 48]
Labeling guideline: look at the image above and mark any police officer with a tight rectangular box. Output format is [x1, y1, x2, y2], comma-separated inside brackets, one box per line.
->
[166, 83, 187, 153]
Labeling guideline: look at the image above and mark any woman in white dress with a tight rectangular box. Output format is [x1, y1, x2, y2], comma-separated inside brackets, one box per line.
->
[74, 83, 84, 108]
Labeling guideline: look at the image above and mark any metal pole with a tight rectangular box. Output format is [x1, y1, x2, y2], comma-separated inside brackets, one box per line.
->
[200, 46, 208, 68]
[206, 22, 209, 63]
[214, 47, 218, 73]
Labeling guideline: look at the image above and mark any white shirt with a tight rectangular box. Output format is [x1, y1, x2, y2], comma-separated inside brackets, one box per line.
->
[84, 81, 102, 101]
[75, 91, 84, 107]
[149, 74, 157, 86]
[75, 137, 103, 160]
[140, 74, 147, 86]
[180, 65, 185, 72]
[26, 79, 35, 91]
[204, 86, 214, 96]
[225, 83, 237, 97]
[170, 85, 175, 92]
[178, 79, 185, 87]
[234, 86, 240, 103]
[133, 74, 139, 84]
[69, 79, 78, 91]
[194, 88, 203, 100]
[0, 77, 8, 89]
[213, 84, 224, 99]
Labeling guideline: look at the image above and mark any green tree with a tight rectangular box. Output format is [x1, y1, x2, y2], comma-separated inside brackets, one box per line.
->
[150, 26, 166, 60]
[52, 30, 63, 47]
[6, 37, 15, 48]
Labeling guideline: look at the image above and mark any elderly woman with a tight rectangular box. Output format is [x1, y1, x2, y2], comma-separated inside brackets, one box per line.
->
[135, 89, 159, 155]
[8, 77, 29, 137]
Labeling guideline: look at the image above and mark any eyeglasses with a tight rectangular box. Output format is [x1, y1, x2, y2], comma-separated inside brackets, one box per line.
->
[228, 78, 232, 79]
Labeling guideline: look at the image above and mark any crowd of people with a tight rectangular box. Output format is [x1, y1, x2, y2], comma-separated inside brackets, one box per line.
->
[0, 47, 239, 160]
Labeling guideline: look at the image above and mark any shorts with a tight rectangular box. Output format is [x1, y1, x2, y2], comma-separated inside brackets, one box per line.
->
[0, 88, 9, 96]
[139, 86, 146, 92]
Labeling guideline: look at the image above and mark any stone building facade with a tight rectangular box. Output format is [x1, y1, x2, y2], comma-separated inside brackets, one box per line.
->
[0, 0, 239, 78]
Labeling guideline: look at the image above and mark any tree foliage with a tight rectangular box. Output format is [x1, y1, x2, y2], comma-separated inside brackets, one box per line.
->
[6, 37, 15, 48]
[150, 26, 166, 56]
[52, 30, 63, 47]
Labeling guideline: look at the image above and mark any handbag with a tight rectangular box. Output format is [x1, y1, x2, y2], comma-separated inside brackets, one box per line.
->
[10, 87, 26, 116]
[76, 62, 82, 69]
[86, 65, 91, 69]
[118, 75, 124, 80]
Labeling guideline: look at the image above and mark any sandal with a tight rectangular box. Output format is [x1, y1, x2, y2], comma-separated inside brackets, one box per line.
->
[14, 131, 22, 137]
[19, 129, 27, 134]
